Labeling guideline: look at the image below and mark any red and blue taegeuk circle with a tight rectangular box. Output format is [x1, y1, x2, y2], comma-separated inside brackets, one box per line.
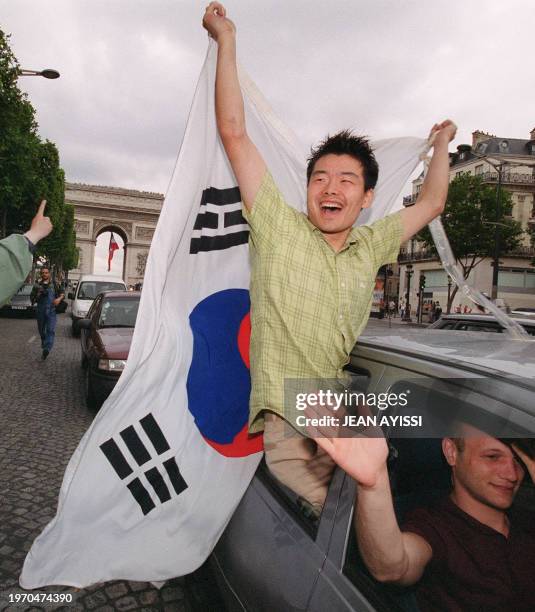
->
[186, 289, 263, 457]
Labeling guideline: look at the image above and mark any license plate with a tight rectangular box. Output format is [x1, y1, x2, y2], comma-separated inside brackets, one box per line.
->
[12, 306, 26, 310]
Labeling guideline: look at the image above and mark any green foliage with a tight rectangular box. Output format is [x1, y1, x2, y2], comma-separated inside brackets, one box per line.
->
[0, 28, 77, 273]
[417, 173, 525, 310]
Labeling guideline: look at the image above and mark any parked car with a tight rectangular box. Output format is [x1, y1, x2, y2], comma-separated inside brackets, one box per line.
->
[428, 313, 535, 336]
[69, 274, 127, 336]
[0, 284, 36, 317]
[212, 330, 535, 612]
[511, 307, 535, 317]
[79, 291, 140, 409]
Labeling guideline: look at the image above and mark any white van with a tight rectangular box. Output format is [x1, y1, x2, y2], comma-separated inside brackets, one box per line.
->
[69, 274, 127, 335]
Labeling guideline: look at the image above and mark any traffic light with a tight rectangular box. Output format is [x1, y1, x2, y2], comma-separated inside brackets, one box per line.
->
[419, 274, 426, 291]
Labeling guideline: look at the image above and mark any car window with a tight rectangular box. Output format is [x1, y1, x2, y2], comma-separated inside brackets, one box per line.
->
[342, 369, 535, 610]
[88, 296, 102, 320]
[17, 285, 33, 295]
[98, 298, 140, 328]
[455, 322, 502, 333]
[437, 321, 456, 329]
[78, 282, 125, 300]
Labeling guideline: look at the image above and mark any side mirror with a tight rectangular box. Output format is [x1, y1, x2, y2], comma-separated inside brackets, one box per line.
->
[68, 292, 74, 300]
[78, 318, 92, 330]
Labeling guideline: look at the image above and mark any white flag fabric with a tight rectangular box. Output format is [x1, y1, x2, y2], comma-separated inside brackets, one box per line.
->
[20, 41, 427, 588]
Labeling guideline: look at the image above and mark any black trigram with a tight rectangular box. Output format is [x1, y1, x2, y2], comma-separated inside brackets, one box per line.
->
[100, 413, 187, 515]
[190, 186, 249, 254]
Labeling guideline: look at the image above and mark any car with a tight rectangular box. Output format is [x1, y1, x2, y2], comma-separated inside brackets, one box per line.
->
[69, 274, 127, 336]
[79, 291, 140, 409]
[0, 284, 36, 317]
[511, 307, 535, 317]
[428, 313, 535, 336]
[211, 329, 535, 612]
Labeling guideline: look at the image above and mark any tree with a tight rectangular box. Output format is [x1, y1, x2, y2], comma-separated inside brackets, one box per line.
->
[417, 173, 524, 312]
[0, 28, 77, 276]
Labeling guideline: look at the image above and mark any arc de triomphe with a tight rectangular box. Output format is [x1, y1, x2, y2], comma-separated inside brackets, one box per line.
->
[66, 182, 164, 287]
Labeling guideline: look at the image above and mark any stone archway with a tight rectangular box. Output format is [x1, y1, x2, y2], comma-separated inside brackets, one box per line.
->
[93, 223, 130, 280]
[66, 183, 163, 287]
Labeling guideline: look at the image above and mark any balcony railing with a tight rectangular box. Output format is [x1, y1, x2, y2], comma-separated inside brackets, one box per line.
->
[399, 246, 535, 262]
[478, 171, 535, 185]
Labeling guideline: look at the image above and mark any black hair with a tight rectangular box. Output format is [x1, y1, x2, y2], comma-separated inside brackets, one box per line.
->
[306, 129, 379, 191]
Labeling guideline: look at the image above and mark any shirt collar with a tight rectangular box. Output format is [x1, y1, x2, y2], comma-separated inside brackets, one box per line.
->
[305, 215, 360, 252]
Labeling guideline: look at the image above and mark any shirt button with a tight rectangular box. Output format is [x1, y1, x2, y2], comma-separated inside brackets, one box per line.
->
[341, 282, 346, 288]
[339, 314, 343, 320]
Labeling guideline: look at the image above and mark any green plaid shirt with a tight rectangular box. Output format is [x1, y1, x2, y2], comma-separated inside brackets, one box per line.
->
[244, 172, 403, 433]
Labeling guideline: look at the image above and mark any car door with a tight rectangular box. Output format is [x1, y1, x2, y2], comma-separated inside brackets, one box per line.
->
[309, 344, 535, 612]
[212, 457, 343, 612]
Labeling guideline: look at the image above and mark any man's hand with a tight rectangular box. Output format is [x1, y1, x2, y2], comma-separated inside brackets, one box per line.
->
[52, 297, 63, 306]
[305, 399, 389, 488]
[429, 119, 457, 147]
[203, 2, 235, 41]
[24, 200, 53, 245]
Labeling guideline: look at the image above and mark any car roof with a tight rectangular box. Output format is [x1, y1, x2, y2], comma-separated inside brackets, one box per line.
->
[77, 275, 126, 283]
[437, 313, 535, 325]
[99, 291, 141, 299]
[357, 328, 535, 380]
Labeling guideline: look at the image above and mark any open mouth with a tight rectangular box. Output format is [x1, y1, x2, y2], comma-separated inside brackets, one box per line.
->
[320, 203, 342, 216]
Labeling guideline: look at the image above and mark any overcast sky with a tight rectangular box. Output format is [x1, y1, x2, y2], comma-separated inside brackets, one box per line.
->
[2, 0, 534, 199]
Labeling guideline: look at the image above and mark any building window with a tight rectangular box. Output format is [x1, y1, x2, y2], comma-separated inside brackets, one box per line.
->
[423, 270, 448, 288]
[517, 195, 526, 203]
[498, 268, 535, 289]
[475, 164, 483, 175]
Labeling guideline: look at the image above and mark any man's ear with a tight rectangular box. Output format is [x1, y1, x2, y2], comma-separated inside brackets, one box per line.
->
[361, 188, 374, 209]
[442, 438, 457, 467]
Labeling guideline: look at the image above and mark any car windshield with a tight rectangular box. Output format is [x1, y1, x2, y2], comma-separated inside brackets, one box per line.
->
[98, 298, 140, 328]
[77, 281, 125, 300]
[16, 285, 33, 295]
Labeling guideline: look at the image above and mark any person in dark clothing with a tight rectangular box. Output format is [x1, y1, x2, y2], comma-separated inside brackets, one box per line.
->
[31, 267, 65, 359]
[314, 424, 535, 612]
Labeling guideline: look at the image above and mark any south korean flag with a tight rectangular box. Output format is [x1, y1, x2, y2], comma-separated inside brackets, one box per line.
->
[20, 40, 427, 588]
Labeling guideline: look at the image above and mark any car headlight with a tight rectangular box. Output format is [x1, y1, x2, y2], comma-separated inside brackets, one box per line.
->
[76, 309, 88, 318]
[98, 359, 127, 372]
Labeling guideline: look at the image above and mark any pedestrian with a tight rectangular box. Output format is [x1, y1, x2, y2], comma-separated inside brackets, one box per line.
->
[31, 267, 65, 359]
[0, 201, 52, 305]
[435, 301, 442, 321]
[428, 301, 436, 323]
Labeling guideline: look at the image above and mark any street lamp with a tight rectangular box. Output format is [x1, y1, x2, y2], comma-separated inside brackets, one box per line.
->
[19, 68, 60, 79]
[402, 263, 413, 322]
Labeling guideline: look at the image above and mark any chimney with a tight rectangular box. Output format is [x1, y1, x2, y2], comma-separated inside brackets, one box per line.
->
[472, 130, 492, 148]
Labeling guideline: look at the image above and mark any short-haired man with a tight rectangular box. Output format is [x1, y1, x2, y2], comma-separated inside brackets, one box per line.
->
[315, 427, 535, 611]
[203, 2, 457, 515]
[31, 267, 64, 360]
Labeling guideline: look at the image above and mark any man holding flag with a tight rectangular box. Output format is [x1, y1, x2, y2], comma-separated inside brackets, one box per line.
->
[108, 232, 119, 272]
[203, 2, 457, 517]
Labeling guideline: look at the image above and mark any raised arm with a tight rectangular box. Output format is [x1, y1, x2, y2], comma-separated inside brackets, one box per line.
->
[399, 120, 457, 243]
[315, 434, 432, 585]
[203, 2, 266, 211]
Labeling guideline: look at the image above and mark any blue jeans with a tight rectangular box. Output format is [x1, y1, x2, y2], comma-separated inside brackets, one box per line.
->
[37, 308, 57, 352]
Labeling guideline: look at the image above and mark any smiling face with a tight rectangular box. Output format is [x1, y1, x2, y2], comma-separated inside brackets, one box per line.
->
[444, 432, 525, 511]
[306, 153, 374, 250]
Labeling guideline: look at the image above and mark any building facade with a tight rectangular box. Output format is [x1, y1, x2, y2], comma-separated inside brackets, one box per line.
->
[399, 127, 535, 314]
[66, 183, 164, 288]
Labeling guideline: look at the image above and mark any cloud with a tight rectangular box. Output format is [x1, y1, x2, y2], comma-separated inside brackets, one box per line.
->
[3, 0, 534, 196]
